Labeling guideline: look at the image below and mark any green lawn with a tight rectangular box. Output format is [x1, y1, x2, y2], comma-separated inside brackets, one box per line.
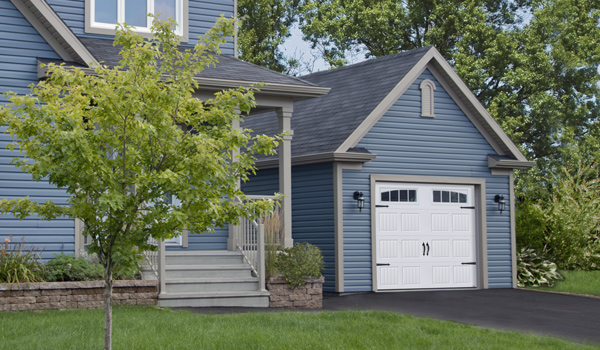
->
[0, 307, 597, 349]
[528, 270, 600, 297]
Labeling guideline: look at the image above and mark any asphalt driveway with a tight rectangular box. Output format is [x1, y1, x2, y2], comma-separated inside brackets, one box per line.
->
[182, 289, 600, 345]
[323, 289, 600, 345]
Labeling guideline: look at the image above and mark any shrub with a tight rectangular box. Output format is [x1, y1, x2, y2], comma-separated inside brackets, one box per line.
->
[274, 242, 324, 288]
[0, 236, 45, 285]
[44, 253, 104, 282]
[515, 200, 547, 253]
[517, 247, 563, 287]
[542, 163, 600, 269]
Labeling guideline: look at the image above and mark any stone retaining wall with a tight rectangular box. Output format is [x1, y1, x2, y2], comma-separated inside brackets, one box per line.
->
[267, 277, 323, 309]
[0, 280, 158, 311]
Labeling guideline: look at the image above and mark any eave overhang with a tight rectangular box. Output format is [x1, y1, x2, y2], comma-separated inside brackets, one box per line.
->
[488, 155, 535, 170]
[37, 60, 330, 99]
[256, 151, 377, 170]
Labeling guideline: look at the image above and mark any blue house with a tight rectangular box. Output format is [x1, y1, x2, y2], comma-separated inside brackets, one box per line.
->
[1, 0, 532, 306]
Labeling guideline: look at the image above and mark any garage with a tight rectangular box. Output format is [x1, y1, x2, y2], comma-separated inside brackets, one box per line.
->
[375, 182, 478, 290]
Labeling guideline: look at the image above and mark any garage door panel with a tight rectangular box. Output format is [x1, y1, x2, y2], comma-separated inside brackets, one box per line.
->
[378, 239, 399, 259]
[430, 240, 450, 258]
[378, 212, 398, 232]
[376, 182, 478, 290]
[431, 213, 450, 231]
[401, 266, 421, 285]
[452, 214, 471, 231]
[378, 266, 399, 287]
[401, 213, 420, 231]
[401, 239, 421, 258]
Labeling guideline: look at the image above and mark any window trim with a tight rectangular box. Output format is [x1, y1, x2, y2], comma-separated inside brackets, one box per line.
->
[85, 0, 189, 42]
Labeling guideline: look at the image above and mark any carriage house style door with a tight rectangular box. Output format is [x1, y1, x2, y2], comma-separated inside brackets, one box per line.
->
[375, 182, 478, 290]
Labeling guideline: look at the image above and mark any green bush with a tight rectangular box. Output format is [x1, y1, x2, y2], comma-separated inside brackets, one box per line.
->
[0, 236, 45, 285]
[515, 200, 547, 253]
[517, 247, 563, 287]
[542, 164, 600, 269]
[44, 253, 104, 282]
[274, 242, 324, 288]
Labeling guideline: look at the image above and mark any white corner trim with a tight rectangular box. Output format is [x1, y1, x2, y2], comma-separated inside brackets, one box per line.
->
[335, 48, 436, 153]
[509, 172, 518, 288]
[333, 163, 344, 292]
[13, 0, 99, 66]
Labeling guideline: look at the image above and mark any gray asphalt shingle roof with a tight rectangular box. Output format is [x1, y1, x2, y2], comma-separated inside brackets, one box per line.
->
[243, 47, 432, 158]
[75, 38, 317, 87]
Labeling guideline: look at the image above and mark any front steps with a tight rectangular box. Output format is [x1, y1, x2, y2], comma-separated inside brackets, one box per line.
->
[154, 250, 269, 308]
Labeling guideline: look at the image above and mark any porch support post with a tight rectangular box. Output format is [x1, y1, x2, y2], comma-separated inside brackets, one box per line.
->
[228, 117, 241, 251]
[277, 106, 294, 248]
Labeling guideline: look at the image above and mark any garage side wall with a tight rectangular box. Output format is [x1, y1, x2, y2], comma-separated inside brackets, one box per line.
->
[244, 163, 336, 292]
[342, 69, 512, 292]
[0, 0, 75, 260]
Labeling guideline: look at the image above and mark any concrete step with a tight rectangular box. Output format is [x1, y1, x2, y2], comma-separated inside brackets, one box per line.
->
[165, 265, 253, 279]
[164, 277, 259, 294]
[158, 291, 270, 308]
[165, 251, 244, 266]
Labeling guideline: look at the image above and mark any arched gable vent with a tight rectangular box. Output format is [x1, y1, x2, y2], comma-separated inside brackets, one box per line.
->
[420, 79, 436, 117]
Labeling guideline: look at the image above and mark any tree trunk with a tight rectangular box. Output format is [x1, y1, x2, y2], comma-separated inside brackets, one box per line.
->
[104, 263, 113, 350]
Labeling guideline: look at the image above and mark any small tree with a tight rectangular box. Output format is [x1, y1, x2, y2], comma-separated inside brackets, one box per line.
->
[0, 17, 277, 350]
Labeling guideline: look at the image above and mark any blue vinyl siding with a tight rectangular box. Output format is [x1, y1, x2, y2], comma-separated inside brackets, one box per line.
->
[243, 164, 336, 292]
[0, 0, 61, 102]
[167, 227, 229, 251]
[0, 0, 74, 260]
[342, 69, 512, 291]
[46, 0, 234, 54]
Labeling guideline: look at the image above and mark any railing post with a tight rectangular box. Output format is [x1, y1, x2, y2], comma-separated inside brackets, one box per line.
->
[158, 239, 166, 295]
[257, 223, 266, 292]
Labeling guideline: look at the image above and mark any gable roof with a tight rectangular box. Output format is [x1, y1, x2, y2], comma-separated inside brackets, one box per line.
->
[244, 46, 532, 167]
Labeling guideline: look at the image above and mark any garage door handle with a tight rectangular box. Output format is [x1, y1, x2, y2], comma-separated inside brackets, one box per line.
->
[461, 206, 475, 209]
[461, 262, 476, 265]
[422, 242, 426, 256]
[377, 263, 391, 266]
[426, 242, 430, 256]
[376, 205, 389, 208]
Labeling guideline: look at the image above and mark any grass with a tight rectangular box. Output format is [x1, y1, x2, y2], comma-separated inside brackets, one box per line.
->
[528, 270, 600, 297]
[0, 307, 598, 349]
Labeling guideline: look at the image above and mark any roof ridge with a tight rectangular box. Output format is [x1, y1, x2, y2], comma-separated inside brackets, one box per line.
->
[301, 46, 433, 79]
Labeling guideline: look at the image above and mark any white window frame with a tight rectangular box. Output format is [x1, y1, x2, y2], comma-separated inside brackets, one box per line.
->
[85, 0, 189, 42]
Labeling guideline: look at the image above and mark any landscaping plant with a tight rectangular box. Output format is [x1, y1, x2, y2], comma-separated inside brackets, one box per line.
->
[275, 242, 324, 288]
[261, 204, 283, 280]
[0, 236, 45, 285]
[44, 253, 104, 282]
[516, 247, 563, 287]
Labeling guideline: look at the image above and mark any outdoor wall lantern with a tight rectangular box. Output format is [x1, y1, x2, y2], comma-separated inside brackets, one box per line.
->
[494, 194, 506, 213]
[353, 191, 365, 212]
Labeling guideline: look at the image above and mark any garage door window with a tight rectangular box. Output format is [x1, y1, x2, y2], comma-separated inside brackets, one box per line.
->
[433, 190, 467, 203]
[381, 189, 417, 202]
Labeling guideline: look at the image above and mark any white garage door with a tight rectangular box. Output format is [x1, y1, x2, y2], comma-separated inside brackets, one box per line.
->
[375, 182, 478, 290]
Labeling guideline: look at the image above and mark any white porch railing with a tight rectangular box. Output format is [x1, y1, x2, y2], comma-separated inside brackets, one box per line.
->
[236, 215, 266, 292]
[143, 237, 166, 294]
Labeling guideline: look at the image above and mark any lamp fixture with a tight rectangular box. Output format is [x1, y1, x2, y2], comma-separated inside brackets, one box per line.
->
[353, 191, 364, 212]
[494, 194, 506, 213]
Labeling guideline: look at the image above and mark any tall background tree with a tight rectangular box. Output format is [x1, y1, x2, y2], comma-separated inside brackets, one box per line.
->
[238, 0, 600, 197]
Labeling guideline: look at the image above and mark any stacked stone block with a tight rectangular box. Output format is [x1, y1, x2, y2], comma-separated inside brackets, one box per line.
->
[267, 277, 323, 309]
[0, 280, 158, 311]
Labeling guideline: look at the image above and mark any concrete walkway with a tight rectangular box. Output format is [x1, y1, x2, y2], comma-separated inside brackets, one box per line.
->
[323, 289, 600, 345]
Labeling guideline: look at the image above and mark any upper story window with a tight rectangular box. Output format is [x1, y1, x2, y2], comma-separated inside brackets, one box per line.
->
[86, 0, 188, 41]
